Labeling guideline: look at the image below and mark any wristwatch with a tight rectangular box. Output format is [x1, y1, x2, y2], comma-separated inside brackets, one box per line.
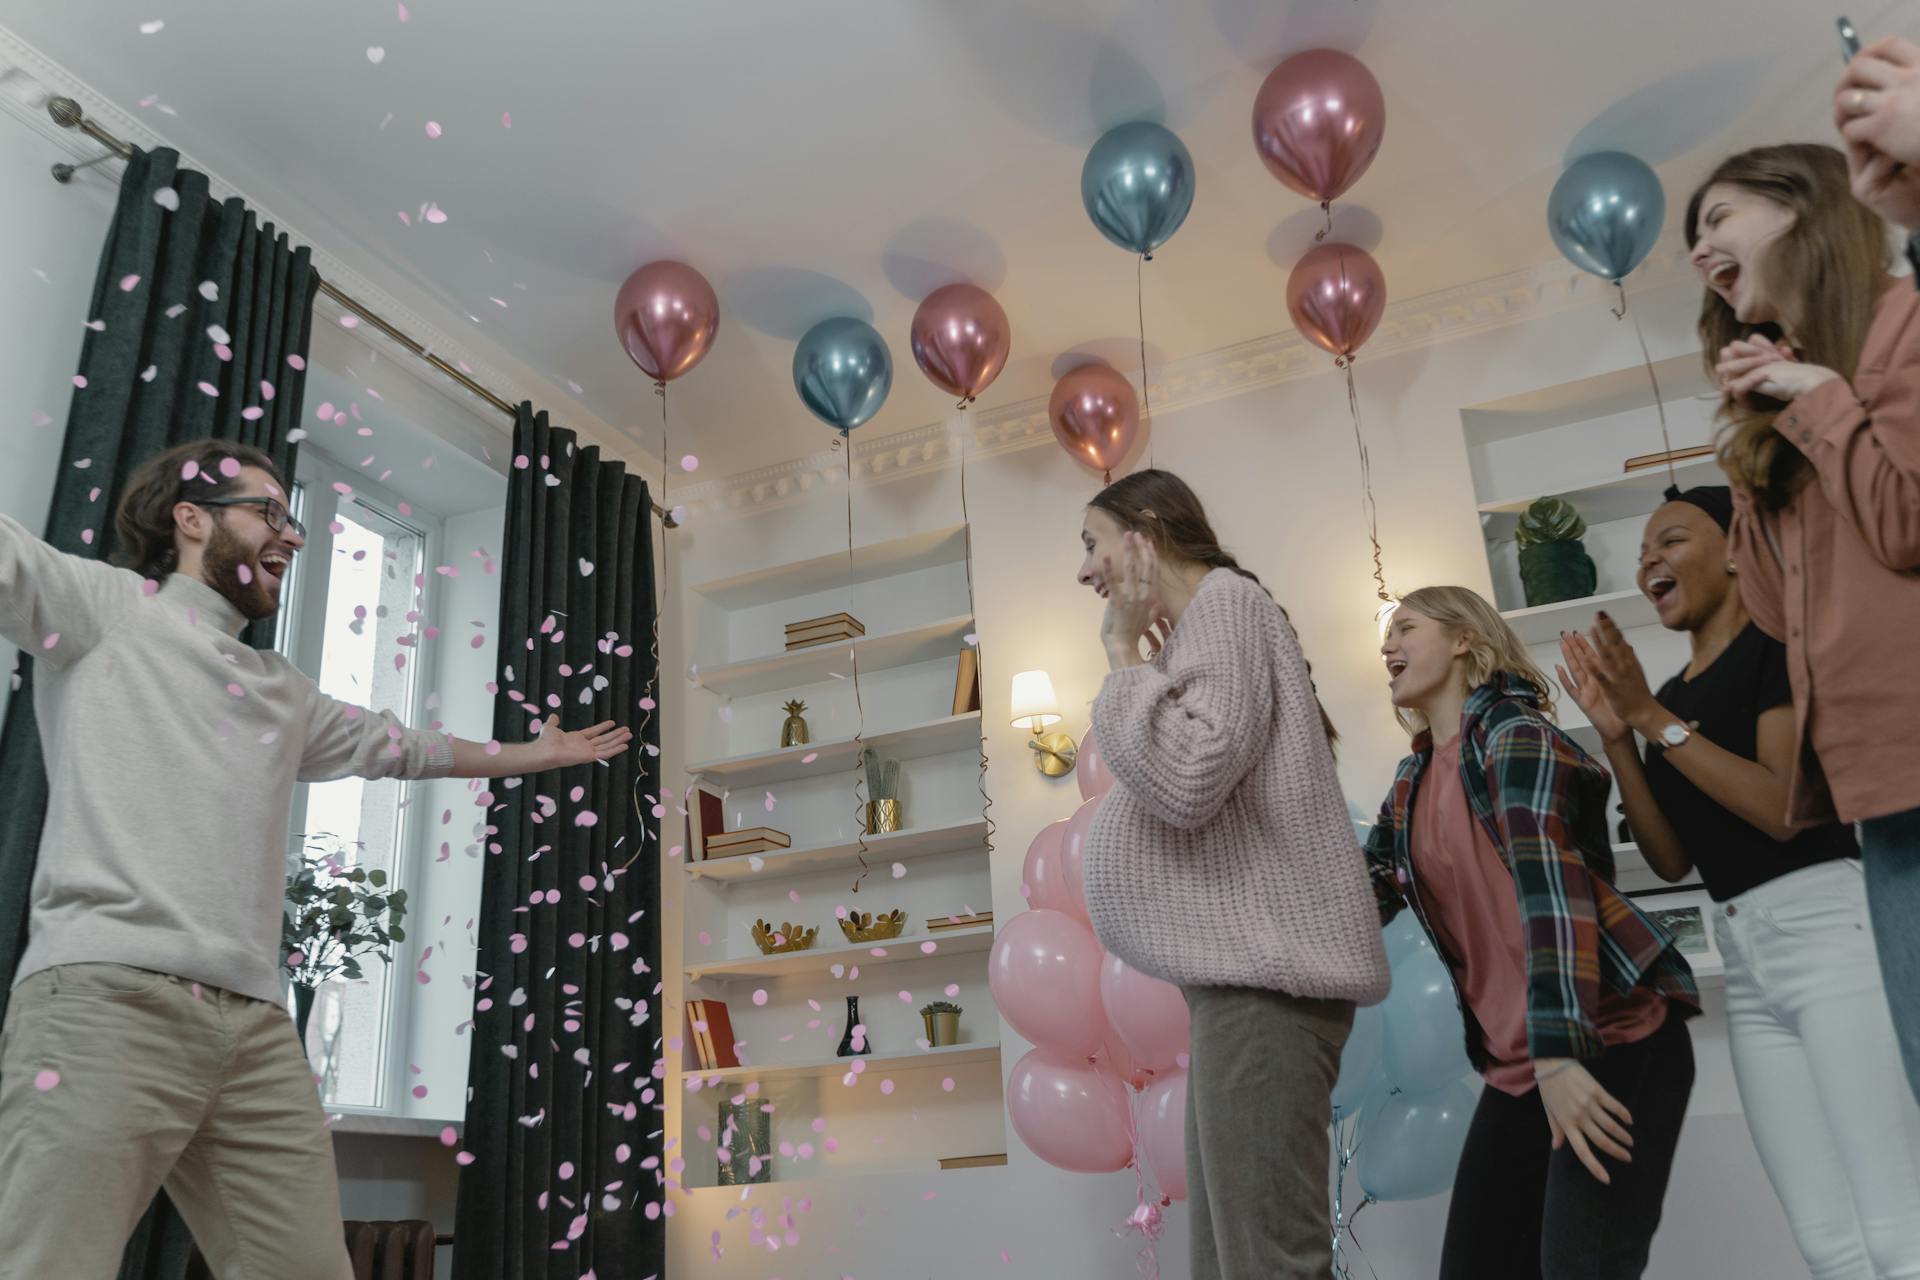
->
[1656, 721, 1695, 750]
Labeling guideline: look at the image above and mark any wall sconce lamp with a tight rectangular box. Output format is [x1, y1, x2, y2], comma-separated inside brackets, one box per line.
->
[1010, 669, 1077, 778]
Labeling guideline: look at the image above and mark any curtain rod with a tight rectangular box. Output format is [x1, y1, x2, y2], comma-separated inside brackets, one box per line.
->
[44, 96, 674, 528]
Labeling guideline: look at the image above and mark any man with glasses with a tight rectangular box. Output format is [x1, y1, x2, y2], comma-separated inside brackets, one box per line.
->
[0, 438, 631, 1277]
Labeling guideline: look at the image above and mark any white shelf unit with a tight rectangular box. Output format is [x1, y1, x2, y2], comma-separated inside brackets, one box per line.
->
[674, 525, 1004, 1192]
[1459, 356, 1712, 894]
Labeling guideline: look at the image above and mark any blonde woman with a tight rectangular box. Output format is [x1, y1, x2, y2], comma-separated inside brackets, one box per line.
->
[1364, 586, 1699, 1280]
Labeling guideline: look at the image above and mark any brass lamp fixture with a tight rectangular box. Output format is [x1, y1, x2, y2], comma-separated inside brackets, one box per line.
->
[1010, 669, 1077, 778]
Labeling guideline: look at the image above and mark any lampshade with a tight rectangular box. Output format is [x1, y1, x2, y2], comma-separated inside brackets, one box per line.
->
[1009, 669, 1062, 732]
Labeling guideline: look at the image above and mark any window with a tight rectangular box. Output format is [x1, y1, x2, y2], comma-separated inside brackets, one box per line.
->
[279, 456, 437, 1112]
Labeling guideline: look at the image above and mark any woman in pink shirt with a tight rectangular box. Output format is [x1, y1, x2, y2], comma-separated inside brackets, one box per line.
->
[1684, 143, 1920, 1101]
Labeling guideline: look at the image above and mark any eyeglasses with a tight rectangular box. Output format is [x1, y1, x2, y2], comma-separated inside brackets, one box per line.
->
[193, 496, 307, 541]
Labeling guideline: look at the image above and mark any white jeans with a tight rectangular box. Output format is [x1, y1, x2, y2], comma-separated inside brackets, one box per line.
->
[1717, 859, 1920, 1279]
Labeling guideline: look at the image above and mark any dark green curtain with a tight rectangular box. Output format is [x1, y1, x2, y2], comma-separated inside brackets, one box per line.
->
[453, 407, 664, 1280]
[0, 145, 317, 1278]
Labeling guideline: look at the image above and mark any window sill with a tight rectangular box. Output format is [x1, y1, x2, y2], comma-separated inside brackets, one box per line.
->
[326, 1112, 463, 1139]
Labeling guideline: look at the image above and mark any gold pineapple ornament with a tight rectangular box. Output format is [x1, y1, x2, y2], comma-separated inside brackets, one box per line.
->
[780, 700, 810, 748]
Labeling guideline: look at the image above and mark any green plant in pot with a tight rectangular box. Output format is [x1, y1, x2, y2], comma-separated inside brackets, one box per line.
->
[1516, 496, 1597, 607]
[862, 748, 902, 833]
[282, 836, 408, 1093]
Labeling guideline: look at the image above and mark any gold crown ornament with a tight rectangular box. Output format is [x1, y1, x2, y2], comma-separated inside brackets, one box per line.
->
[750, 920, 818, 955]
[838, 909, 907, 944]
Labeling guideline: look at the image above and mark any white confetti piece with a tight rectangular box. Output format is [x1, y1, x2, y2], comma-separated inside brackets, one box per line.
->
[367, 46, 386, 63]
[198, 281, 219, 301]
[139, 19, 164, 34]
[153, 187, 178, 211]
[207, 323, 231, 345]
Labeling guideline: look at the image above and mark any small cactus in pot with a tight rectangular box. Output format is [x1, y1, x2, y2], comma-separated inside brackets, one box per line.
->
[862, 748, 902, 833]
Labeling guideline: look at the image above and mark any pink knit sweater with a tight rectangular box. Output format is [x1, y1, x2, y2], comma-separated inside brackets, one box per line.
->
[1083, 569, 1391, 1002]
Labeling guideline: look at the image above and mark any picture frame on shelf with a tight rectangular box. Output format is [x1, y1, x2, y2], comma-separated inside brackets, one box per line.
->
[1627, 887, 1723, 980]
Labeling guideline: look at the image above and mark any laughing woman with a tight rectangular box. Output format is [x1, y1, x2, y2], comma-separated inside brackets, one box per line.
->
[1366, 586, 1699, 1280]
[1076, 469, 1389, 1280]
[1559, 486, 1920, 1279]
[1684, 143, 1920, 1101]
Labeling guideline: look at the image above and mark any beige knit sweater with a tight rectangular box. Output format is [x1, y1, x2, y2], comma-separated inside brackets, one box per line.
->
[1083, 568, 1391, 1002]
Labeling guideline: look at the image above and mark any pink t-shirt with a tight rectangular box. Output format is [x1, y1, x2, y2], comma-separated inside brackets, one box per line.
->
[1412, 734, 1668, 1095]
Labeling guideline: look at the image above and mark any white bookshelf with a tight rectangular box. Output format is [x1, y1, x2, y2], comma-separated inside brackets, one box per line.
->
[672, 524, 1005, 1192]
[685, 924, 996, 983]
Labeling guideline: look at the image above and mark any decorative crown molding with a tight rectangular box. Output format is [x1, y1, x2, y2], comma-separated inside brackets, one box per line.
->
[0, 23, 657, 483]
[667, 243, 1702, 521]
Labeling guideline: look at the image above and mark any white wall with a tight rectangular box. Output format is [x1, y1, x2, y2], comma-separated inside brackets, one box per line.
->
[662, 276, 1822, 1278]
[0, 113, 117, 721]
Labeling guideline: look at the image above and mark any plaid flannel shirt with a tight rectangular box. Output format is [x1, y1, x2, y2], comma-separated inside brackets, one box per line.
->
[1362, 674, 1700, 1064]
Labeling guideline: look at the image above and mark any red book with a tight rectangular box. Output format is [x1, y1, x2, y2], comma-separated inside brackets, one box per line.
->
[703, 999, 741, 1069]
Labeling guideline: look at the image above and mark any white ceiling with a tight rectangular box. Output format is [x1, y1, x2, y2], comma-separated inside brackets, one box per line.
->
[2, 0, 1909, 479]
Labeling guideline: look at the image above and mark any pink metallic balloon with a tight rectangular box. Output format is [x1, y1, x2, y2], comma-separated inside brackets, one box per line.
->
[613, 261, 719, 383]
[988, 908, 1106, 1056]
[1021, 818, 1072, 914]
[1099, 951, 1191, 1077]
[1251, 49, 1387, 204]
[1048, 364, 1139, 479]
[909, 283, 1011, 405]
[1007, 1047, 1135, 1174]
[1286, 242, 1387, 358]
[1077, 724, 1115, 801]
[1136, 1068, 1189, 1201]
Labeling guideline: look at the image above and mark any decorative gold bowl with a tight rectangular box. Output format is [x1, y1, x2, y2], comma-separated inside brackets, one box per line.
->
[750, 920, 818, 955]
[839, 909, 907, 944]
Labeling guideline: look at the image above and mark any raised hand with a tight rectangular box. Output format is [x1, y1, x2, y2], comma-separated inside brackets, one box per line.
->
[536, 715, 633, 768]
[1556, 630, 1630, 745]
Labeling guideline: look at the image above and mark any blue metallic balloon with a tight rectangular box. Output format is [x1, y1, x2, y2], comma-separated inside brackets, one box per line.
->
[1080, 121, 1196, 257]
[1355, 1078, 1479, 1202]
[1547, 151, 1666, 284]
[1379, 921, 1474, 1094]
[792, 316, 893, 434]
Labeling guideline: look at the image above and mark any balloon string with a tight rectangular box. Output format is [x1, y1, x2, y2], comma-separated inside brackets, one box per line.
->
[1138, 252, 1152, 472]
[1610, 279, 1627, 320]
[1618, 293, 1679, 489]
[955, 425, 997, 877]
[625, 379, 669, 872]
[1316, 200, 1333, 242]
[1336, 357, 1391, 605]
[845, 442, 872, 894]
[1114, 1077, 1164, 1280]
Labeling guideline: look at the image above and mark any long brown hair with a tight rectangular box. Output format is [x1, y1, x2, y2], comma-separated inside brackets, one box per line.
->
[114, 439, 286, 579]
[1683, 144, 1889, 508]
[1088, 468, 1339, 750]
[1386, 586, 1558, 739]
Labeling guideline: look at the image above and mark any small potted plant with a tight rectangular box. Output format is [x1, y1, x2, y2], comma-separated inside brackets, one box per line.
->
[1516, 496, 1597, 607]
[282, 836, 409, 1095]
[862, 748, 902, 833]
[920, 1000, 963, 1047]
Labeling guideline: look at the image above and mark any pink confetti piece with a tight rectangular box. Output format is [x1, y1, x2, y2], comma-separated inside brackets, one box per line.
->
[424, 203, 448, 224]
[41, 634, 59, 651]
[425, 121, 443, 139]
[287, 353, 306, 370]
[72, 375, 87, 389]
[397, 1, 409, 19]
[412, 1084, 428, 1098]
[33, 1069, 59, 1092]
[367, 46, 386, 63]
[802, 751, 819, 764]
[945, 983, 960, 997]
[119, 274, 141, 292]
[456, 1151, 475, 1166]
[752, 989, 768, 1007]
[880, 1079, 895, 1095]
[920, 940, 937, 954]
[679, 455, 698, 472]
[197, 381, 219, 398]
[241, 406, 263, 421]
[440, 1127, 458, 1147]
[80, 529, 94, 545]
[763, 792, 776, 812]
[637, 695, 656, 711]
[942, 1077, 956, 1092]
[29, 410, 51, 427]
[502, 112, 512, 128]
[219, 457, 240, 477]
[226, 682, 246, 698]
[892, 862, 907, 879]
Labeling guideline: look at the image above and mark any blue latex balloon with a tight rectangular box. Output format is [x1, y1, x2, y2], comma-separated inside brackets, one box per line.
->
[1379, 925, 1474, 1094]
[1547, 151, 1666, 284]
[1355, 1078, 1479, 1202]
[793, 316, 893, 434]
[1331, 1003, 1387, 1123]
[1080, 121, 1196, 257]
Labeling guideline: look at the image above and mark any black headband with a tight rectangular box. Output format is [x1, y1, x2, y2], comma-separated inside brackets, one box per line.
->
[1662, 484, 1733, 533]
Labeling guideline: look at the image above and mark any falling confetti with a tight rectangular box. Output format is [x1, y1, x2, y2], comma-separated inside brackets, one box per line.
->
[502, 111, 512, 128]
[425, 121, 443, 139]
[679, 455, 699, 472]
[139, 19, 164, 34]
[33, 1070, 59, 1092]
[153, 187, 179, 211]
[367, 46, 386, 63]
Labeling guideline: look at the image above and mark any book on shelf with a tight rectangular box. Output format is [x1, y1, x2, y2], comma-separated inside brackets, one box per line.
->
[785, 626, 863, 650]
[1623, 444, 1714, 473]
[938, 1153, 1008, 1170]
[951, 646, 981, 715]
[926, 911, 992, 932]
[695, 786, 726, 855]
[785, 612, 865, 636]
[687, 999, 741, 1070]
[704, 827, 792, 859]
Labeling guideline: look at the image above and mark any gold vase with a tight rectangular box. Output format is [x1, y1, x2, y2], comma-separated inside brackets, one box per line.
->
[923, 1010, 961, 1047]
[863, 799, 901, 834]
